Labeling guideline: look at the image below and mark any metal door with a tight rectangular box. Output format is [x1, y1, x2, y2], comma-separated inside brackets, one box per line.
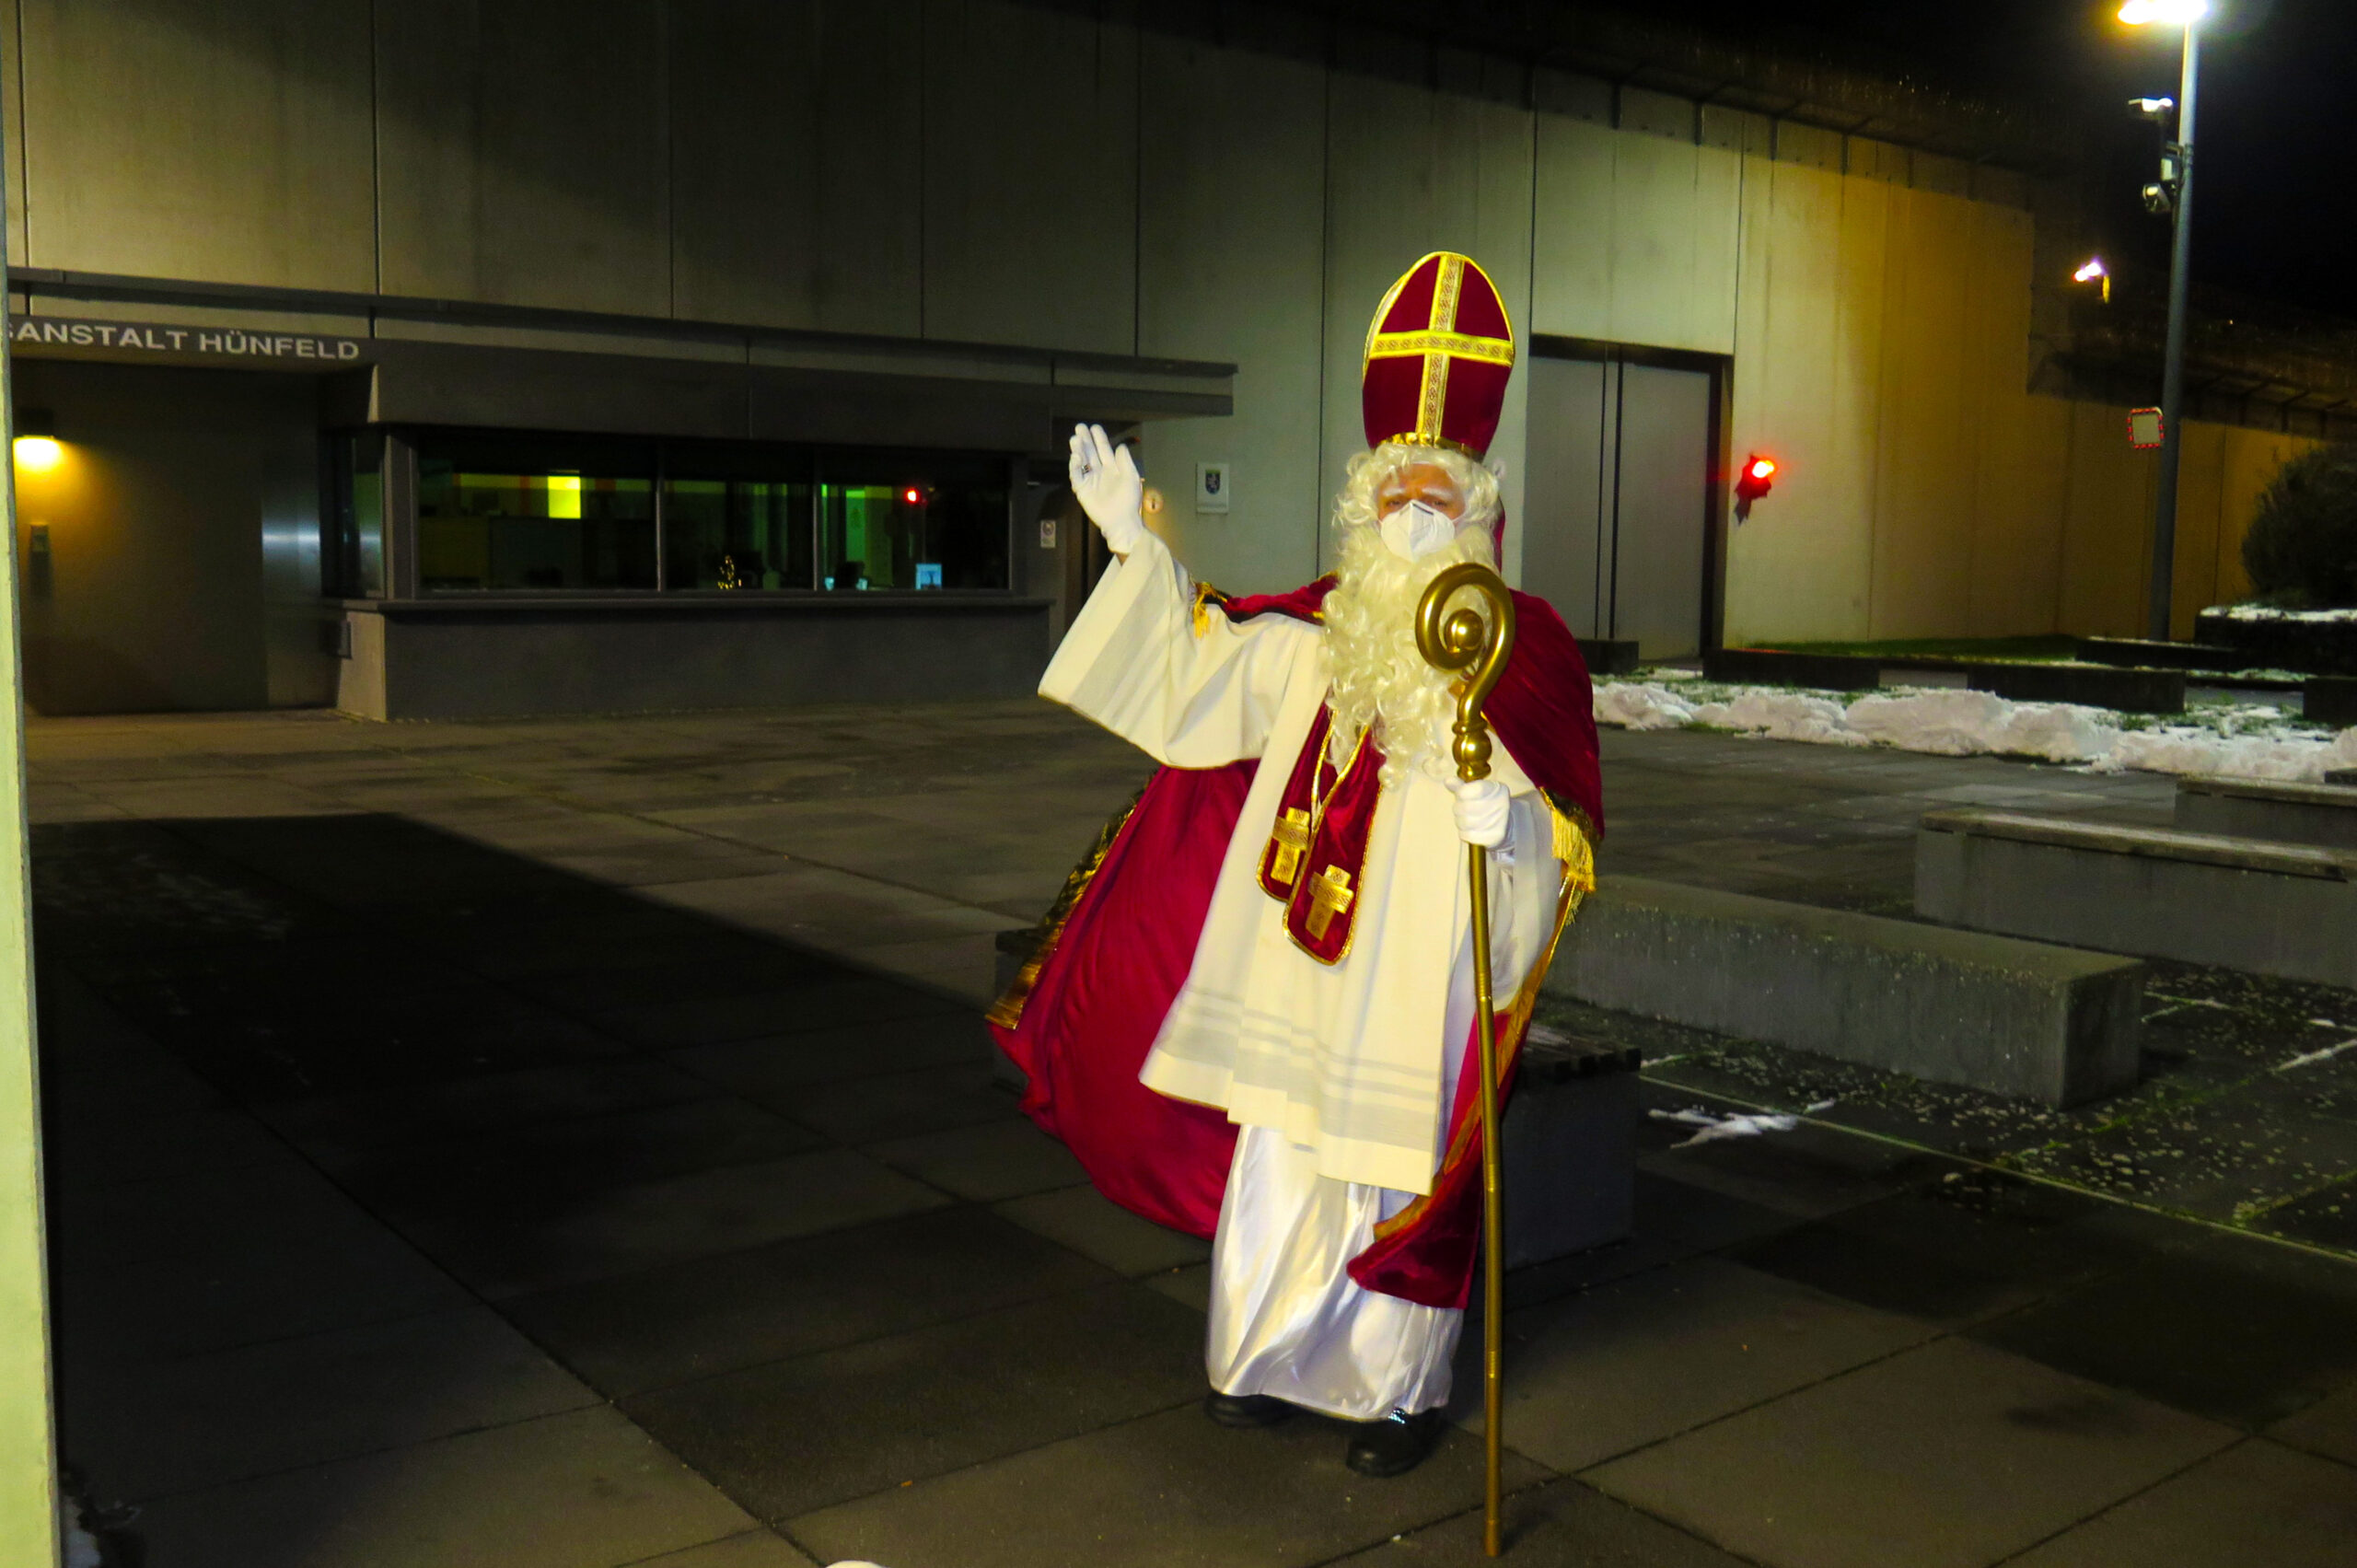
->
[1522, 348, 1716, 660]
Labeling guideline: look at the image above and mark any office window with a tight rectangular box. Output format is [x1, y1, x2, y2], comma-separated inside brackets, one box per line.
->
[818, 450, 1008, 591]
[663, 447, 814, 590]
[417, 434, 656, 591]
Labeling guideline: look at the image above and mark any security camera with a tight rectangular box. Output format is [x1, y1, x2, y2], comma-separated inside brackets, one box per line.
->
[2128, 96, 2176, 121]
[2142, 181, 2176, 215]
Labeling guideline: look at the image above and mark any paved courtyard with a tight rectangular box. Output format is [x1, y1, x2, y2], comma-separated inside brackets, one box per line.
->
[26, 703, 2357, 1567]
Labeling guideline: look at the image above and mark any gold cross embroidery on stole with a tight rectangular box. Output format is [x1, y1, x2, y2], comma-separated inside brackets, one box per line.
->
[1305, 865, 1356, 941]
[1269, 807, 1312, 886]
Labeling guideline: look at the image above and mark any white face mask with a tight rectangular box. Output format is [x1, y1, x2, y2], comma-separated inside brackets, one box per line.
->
[1379, 499, 1457, 562]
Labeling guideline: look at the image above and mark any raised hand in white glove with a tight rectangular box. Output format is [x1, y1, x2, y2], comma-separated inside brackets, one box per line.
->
[1067, 423, 1146, 555]
[1452, 777, 1511, 849]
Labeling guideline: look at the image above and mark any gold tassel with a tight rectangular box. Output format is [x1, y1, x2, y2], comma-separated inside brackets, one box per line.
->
[1550, 805, 1596, 912]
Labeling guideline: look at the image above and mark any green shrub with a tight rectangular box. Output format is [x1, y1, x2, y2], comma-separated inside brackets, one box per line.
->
[2241, 440, 2357, 609]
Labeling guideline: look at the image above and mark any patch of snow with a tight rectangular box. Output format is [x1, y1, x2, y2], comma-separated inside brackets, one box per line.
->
[1592, 674, 2357, 783]
[2212, 603, 2357, 623]
[2279, 1038, 2357, 1072]
[1650, 1100, 1837, 1147]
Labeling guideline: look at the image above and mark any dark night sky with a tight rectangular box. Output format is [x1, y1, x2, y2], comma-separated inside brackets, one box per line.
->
[1636, 0, 2356, 321]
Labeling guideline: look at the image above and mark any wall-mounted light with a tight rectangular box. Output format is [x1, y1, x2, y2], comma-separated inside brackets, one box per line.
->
[13, 435, 63, 473]
[12, 407, 61, 473]
[2073, 257, 2112, 304]
[1734, 454, 1778, 522]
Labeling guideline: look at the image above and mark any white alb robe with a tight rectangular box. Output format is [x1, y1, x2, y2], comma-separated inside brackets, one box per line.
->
[1040, 531, 1559, 1418]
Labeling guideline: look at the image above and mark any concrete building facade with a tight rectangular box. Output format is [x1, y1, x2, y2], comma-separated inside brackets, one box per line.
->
[0, 0, 2326, 716]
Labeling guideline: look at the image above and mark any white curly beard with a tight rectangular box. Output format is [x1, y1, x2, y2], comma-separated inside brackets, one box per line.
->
[1323, 521, 1500, 790]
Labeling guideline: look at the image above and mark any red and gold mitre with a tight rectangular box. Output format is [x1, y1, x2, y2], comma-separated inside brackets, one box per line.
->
[1361, 251, 1515, 459]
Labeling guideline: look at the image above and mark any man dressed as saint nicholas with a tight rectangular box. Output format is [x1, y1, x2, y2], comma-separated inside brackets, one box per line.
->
[990, 251, 1604, 1479]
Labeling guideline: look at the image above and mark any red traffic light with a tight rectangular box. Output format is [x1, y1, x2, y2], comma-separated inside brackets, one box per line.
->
[1734, 453, 1778, 520]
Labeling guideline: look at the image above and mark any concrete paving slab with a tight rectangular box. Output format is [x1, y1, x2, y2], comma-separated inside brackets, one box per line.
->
[599, 974, 968, 1050]
[667, 1015, 995, 1098]
[2004, 1437, 2357, 1568]
[393, 1147, 950, 1299]
[2267, 1376, 2357, 1466]
[784, 1401, 1548, 1568]
[993, 1183, 1213, 1277]
[1144, 1262, 1213, 1313]
[853, 931, 1002, 1004]
[131, 1405, 755, 1568]
[622, 1532, 819, 1568]
[625, 1285, 1207, 1518]
[505, 1208, 1119, 1398]
[776, 1064, 1017, 1144]
[1459, 1259, 1938, 1471]
[259, 1059, 728, 1162]
[328, 1098, 830, 1215]
[1967, 1232, 2357, 1427]
[61, 1306, 598, 1502]
[1326, 1478, 1755, 1566]
[1585, 1337, 2237, 1568]
[860, 1117, 1088, 1202]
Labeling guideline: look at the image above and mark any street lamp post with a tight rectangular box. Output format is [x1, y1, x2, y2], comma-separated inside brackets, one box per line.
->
[2122, 0, 2207, 642]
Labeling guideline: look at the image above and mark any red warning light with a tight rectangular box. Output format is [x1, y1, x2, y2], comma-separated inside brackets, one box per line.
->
[1734, 453, 1779, 520]
[902, 487, 924, 505]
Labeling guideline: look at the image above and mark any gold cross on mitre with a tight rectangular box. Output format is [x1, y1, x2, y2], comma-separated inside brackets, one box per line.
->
[1304, 865, 1356, 941]
[1268, 807, 1312, 887]
[1363, 253, 1514, 455]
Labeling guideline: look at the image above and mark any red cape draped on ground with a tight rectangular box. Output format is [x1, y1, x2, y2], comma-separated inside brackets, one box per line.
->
[989, 576, 1601, 1308]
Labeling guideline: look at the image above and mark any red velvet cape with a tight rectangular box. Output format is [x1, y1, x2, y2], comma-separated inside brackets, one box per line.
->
[989, 575, 1602, 1308]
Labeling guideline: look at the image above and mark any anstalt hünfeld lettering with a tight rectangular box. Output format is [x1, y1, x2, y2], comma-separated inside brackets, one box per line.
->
[9, 316, 364, 362]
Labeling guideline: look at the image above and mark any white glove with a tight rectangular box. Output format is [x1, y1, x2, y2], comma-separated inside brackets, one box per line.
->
[1068, 424, 1146, 555]
[1452, 777, 1511, 848]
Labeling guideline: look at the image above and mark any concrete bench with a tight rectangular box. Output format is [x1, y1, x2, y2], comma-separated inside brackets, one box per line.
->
[1916, 809, 2357, 990]
[990, 927, 1639, 1269]
[2077, 637, 2252, 671]
[1702, 648, 1881, 691]
[1578, 638, 1643, 677]
[1503, 1033, 1640, 1268]
[2310, 677, 2357, 729]
[2175, 774, 2357, 851]
[1963, 662, 2185, 714]
[1546, 876, 2143, 1108]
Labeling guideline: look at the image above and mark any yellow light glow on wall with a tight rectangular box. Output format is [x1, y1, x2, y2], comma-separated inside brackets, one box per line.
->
[546, 472, 582, 519]
[12, 436, 62, 473]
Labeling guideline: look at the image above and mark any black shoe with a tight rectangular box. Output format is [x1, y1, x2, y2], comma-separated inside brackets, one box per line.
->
[1204, 1391, 1295, 1429]
[1345, 1409, 1446, 1477]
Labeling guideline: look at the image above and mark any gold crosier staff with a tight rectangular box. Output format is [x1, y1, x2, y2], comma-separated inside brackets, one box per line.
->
[1414, 562, 1516, 1558]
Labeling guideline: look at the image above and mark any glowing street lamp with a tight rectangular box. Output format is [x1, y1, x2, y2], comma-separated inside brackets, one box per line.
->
[2073, 257, 2111, 305]
[2120, 0, 2206, 641]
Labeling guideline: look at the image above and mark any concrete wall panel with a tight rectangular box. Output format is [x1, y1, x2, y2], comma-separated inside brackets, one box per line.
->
[668, 0, 923, 336]
[17, 0, 374, 288]
[378, 0, 670, 315]
[11, 361, 288, 714]
[1135, 33, 1326, 594]
[1319, 68, 1532, 574]
[3, 0, 24, 261]
[1530, 116, 1739, 358]
[921, 0, 1136, 354]
[1724, 157, 1880, 643]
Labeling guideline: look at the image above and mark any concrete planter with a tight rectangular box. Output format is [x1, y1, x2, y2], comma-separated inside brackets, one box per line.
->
[2195, 610, 2357, 677]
